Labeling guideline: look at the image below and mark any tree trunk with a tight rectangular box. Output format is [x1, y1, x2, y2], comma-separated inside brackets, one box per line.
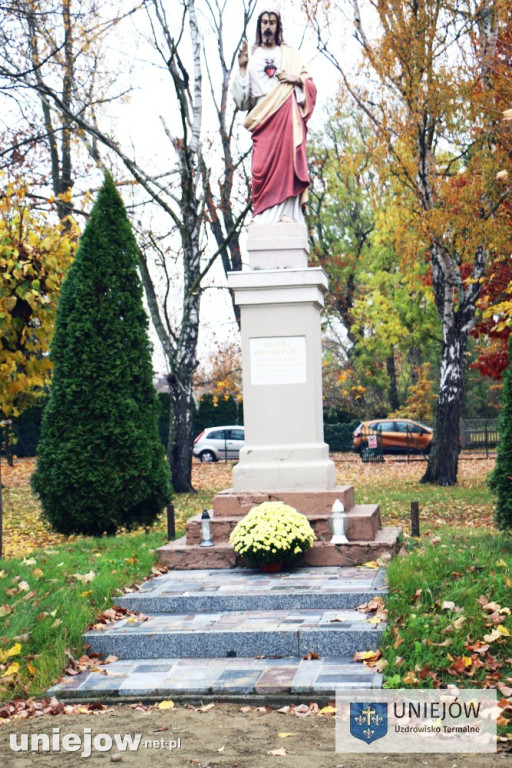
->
[420, 329, 465, 486]
[386, 354, 399, 412]
[167, 374, 196, 493]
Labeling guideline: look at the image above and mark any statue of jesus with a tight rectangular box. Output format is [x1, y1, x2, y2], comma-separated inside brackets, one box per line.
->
[231, 9, 317, 224]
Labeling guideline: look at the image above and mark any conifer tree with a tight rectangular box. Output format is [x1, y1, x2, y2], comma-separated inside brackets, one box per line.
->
[489, 333, 512, 531]
[32, 172, 172, 535]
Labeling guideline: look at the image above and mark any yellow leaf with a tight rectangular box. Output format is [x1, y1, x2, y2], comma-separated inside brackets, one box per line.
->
[0, 642, 21, 662]
[365, 617, 382, 624]
[27, 662, 37, 676]
[462, 656, 472, 667]
[497, 559, 508, 568]
[32, 568, 44, 579]
[277, 732, 296, 738]
[1, 662, 19, 677]
[157, 700, 175, 710]
[78, 590, 93, 598]
[319, 705, 337, 715]
[354, 651, 378, 660]
[497, 625, 511, 637]
[505, 576, 512, 588]
[361, 561, 379, 569]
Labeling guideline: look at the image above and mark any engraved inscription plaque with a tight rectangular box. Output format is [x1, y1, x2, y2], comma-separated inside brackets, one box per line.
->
[250, 336, 307, 386]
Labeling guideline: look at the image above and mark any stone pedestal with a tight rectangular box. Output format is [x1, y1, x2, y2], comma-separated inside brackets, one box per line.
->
[156, 221, 401, 570]
[227, 223, 335, 492]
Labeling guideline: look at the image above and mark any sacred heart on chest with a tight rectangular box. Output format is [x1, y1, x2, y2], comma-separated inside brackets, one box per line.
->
[264, 59, 277, 78]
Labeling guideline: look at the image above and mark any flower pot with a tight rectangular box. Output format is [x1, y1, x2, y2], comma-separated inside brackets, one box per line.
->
[260, 561, 283, 573]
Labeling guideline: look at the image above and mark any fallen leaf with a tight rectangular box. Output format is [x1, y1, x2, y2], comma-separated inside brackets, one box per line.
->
[157, 700, 174, 710]
[1, 662, 19, 677]
[196, 703, 215, 712]
[0, 643, 21, 662]
[361, 561, 379, 569]
[497, 625, 511, 637]
[277, 732, 296, 738]
[73, 571, 96, 584]
[0, 605, 13, 617]
[268, 748, 287, 756]
[319, 705, 336, 715]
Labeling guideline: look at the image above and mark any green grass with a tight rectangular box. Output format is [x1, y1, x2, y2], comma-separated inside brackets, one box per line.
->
[381, 528, 512, 688]
[0, 531, 168, 699]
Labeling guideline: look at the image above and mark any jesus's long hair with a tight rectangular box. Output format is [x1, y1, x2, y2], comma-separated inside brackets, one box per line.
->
[254, 11, 284, 49]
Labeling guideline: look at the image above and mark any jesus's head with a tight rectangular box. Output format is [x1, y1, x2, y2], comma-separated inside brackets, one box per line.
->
[255, 10, 283, 49]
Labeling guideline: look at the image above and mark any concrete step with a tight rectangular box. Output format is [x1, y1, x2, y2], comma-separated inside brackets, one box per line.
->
[212, 486, 355, 518]
[49, 655, 382, 701]
[115, 565, 387, 614]
[186, 504, 381, 546]
[156, 526, 400, 570]
[83, 607, 384, 661]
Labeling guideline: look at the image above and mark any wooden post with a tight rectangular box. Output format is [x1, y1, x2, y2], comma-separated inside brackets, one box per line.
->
[411, 501, 420, 537]
[166, 503, 176, 541]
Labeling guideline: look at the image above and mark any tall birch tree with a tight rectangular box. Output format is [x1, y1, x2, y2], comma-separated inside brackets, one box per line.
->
[0, 0, 256, 491]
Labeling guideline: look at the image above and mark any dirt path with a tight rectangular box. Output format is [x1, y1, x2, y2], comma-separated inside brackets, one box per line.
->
[1, 704, 510, 768]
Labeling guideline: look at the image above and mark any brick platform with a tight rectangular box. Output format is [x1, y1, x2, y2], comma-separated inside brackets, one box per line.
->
[157, 486, 400, 570]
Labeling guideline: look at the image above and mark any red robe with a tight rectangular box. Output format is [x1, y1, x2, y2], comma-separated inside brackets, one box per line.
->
[250, 78, 316, 216]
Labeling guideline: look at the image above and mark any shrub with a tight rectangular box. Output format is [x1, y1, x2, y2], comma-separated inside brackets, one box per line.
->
[31, 172, 172, 535]
[230, 502, 315, 565]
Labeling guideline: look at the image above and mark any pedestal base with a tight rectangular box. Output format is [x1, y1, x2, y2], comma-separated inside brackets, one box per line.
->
[232, 442, 335, 491]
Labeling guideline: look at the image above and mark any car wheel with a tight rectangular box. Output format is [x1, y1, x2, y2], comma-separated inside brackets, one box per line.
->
[199, 450, 217, 463]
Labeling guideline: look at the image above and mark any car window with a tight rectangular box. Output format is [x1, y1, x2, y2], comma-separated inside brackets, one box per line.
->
[228, 429, 244, 441]
[207, 429, 225, 440]
[377, 422, 397, 433]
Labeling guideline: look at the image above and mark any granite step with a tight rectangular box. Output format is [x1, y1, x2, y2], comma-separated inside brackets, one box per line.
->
[156, 526, 401, 570]
[83, 607, 384, 660]
[115, 565, 386, 614]
[49, 655, 382, 702]
[185, 504, 381, 546]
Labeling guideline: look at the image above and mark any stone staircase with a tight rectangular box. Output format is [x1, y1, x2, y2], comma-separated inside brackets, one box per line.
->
[50, 565, 388, 703]
[156, 486, 400, 569]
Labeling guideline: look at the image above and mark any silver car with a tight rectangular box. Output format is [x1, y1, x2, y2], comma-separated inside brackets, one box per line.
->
[193, 425, 245, 462]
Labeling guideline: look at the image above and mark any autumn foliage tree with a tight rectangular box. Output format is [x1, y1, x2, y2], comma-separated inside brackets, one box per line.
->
[304, 0, 512, 484]
[0, 181, 76, 419]
[32, 173, 172, 535]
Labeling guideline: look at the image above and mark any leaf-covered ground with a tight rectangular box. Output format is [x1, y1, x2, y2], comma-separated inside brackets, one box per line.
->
[0, 454, 496, 559]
